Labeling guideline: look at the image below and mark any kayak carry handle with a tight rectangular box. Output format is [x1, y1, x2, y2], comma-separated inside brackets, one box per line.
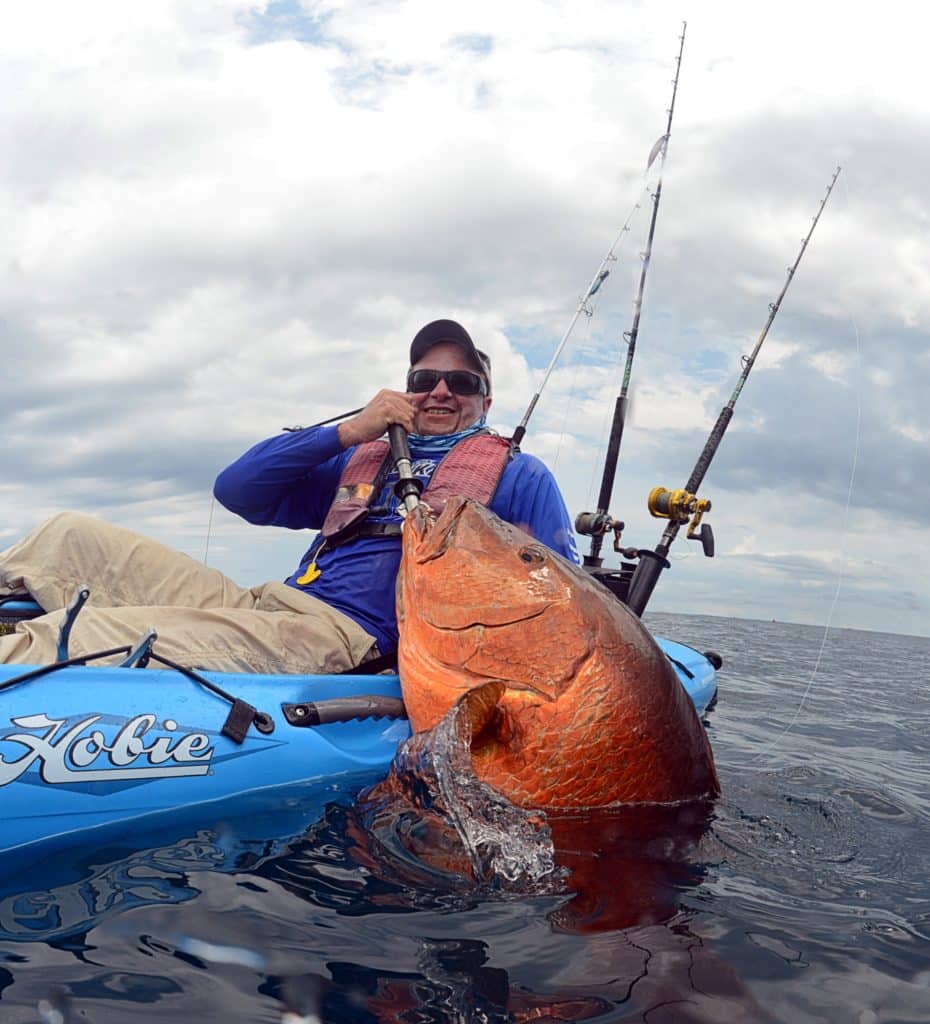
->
[282, 695, 407, 727]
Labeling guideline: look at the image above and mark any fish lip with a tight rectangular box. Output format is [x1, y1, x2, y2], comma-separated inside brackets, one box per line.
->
[408, 496, 469, 564]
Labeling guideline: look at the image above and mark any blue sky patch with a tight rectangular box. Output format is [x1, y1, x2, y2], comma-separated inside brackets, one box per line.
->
[240, 0, 332, 47]
[449, 33, 494, 56]
[504, 323, 558, 371]
[681, 345, 730, 378]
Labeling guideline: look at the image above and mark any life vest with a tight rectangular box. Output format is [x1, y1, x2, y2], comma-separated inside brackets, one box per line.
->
[321, 431, 513, 547]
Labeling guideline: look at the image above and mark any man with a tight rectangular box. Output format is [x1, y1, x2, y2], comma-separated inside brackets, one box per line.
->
[0, 320, 578, 673]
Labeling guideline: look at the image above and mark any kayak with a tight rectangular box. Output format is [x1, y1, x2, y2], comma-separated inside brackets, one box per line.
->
[0, 624, 717, 863]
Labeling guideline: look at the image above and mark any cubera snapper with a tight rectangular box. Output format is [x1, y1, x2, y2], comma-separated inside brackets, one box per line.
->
[396, 495, 720, 809]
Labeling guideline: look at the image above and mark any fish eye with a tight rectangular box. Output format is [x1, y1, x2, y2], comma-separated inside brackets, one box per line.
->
[518, 545, 546, 564]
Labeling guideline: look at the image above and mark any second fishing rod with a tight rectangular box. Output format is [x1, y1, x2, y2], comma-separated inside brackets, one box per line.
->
[623, 166, 843, 616]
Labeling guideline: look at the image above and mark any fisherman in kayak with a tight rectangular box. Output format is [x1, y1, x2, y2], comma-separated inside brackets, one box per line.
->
[0, 320, 579, 674]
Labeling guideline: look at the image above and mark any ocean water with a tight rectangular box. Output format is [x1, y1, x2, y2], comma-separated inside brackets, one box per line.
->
[1, 612, 929, 1023]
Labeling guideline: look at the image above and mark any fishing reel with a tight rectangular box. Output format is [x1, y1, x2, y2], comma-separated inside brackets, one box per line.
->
[575, 512, 640, 604]
[647, 487, 715, 557]
[574, 512, 636, 557]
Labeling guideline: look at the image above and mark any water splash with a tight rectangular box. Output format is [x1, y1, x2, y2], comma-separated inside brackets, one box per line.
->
[366, 699, 564, 893]
[428, 703, 558, 887]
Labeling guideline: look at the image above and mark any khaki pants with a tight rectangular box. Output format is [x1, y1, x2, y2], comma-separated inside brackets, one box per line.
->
[0, 512, 377, 674]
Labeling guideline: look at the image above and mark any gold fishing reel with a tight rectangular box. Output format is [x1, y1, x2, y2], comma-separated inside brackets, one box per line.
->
[647, 487, 715, 557]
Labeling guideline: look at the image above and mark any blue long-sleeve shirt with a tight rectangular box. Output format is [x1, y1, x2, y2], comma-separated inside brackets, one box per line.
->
[214, 424, 579, 653]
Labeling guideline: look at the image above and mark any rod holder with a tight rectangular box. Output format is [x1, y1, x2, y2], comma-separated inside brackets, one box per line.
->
[56, 585, 90, 662]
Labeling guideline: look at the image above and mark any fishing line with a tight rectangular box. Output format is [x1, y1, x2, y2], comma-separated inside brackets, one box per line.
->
[520, 172, 651, 486]
[201, 404, 362, 566]
[551, 256, 636, 476]
[510, 183, 648, 450]
[203, 494, 216, 566]
[720, 172, 863, 771]
[551, 308, 593, 475]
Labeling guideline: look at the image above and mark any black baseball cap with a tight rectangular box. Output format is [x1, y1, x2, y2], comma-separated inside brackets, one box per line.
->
[409, 319, 492, 393]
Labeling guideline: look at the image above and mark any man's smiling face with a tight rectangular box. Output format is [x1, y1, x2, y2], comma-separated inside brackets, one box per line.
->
[409, 342, 492, 436]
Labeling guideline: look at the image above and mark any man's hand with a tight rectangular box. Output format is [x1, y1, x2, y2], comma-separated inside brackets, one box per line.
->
[337, 389, 423, 448]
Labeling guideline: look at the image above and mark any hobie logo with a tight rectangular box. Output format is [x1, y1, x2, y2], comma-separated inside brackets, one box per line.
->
[0, 713, 214, 786]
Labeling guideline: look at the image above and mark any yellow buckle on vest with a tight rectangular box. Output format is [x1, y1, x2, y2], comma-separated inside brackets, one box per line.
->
[295, 540, 327, 585]
[295, 562, 321, 585]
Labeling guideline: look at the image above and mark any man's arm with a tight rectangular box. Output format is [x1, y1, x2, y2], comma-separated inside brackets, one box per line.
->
[214, 424, 348, 529]
[213, 389, 424, 530]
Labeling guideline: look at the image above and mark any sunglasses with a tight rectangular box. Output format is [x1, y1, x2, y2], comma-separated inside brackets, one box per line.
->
[406, 369, 488, 396]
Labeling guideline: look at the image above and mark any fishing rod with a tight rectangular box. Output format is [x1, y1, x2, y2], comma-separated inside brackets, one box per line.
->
[388, 423, 422, 515]
[283, 407, 364, 432]
[624, 165, 843, 616]
[575, 22, 688, 568]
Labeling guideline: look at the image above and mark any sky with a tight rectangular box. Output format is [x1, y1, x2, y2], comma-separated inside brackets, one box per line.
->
[2, 0, 928, 637]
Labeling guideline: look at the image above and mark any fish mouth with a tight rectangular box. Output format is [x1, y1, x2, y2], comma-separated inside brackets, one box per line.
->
[405, 497, 467, 563]
[422, 602, 554, 631]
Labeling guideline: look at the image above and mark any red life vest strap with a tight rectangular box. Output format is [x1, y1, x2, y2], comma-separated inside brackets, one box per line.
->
[424, 432, 512, 515]
[321, 432, 512, 545]
[321, 441, 391, 540]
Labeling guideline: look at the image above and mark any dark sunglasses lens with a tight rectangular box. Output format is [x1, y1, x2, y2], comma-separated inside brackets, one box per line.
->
[445, 371, 484, 395]
[407, 370, 440, 392]
[407, 370, 484, 395]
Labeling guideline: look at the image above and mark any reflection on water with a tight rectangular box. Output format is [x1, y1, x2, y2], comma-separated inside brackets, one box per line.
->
[0, 834, 219, 943]
[0, 796, 766, 1022]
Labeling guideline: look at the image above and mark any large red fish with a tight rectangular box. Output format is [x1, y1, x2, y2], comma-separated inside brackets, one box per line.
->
[396, 496, 719, 808]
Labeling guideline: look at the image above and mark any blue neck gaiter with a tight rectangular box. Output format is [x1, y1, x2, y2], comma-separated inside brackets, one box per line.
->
[408, 416, 488, 460]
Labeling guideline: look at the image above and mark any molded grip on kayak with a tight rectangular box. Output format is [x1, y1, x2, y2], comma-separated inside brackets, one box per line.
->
[282, 695, 408, 726]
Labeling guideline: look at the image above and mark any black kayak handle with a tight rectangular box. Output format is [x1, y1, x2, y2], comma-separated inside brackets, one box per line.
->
[282, 695, 407, 727]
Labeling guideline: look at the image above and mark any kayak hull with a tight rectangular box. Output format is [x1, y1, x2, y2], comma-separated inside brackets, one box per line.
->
[0, 637, 716, 860]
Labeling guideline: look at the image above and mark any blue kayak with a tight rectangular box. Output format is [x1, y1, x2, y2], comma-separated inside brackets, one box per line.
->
[0, 635, 717, 862]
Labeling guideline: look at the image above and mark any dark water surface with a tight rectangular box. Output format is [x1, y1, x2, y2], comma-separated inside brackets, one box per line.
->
[2, 614, 929, 1022]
